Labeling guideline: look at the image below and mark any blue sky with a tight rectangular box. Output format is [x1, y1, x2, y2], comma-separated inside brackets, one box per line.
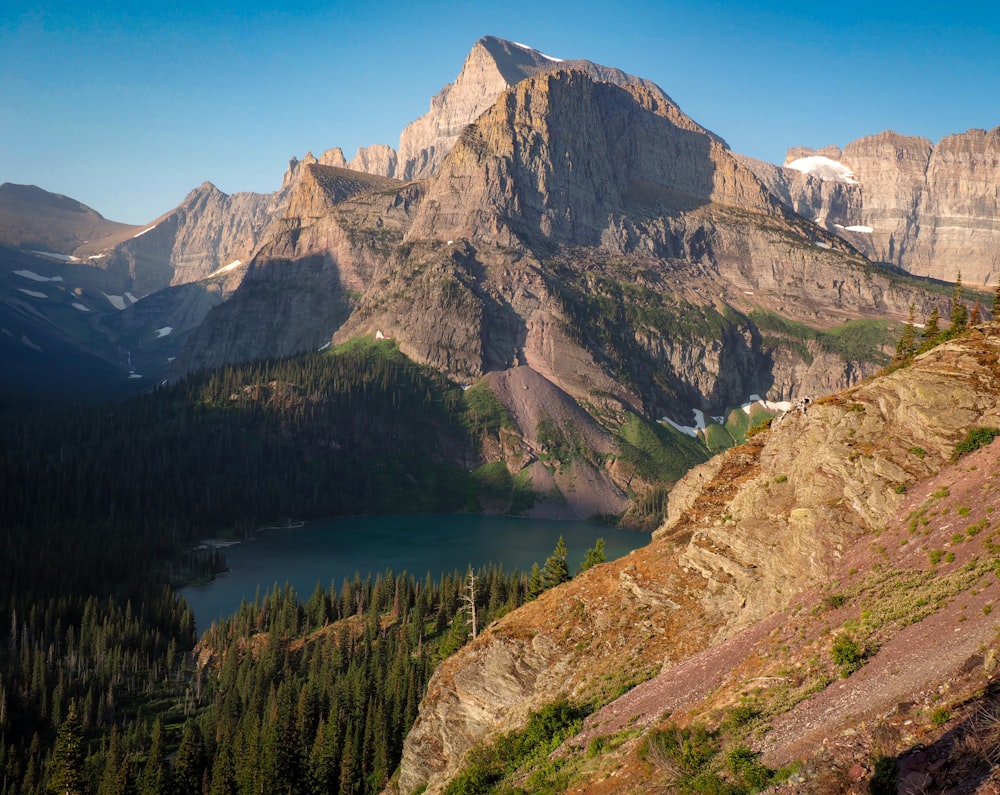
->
[3, 1, 998, 224]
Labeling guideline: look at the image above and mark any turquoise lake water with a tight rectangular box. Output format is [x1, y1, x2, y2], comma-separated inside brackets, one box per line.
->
[180, 514, 649, 633]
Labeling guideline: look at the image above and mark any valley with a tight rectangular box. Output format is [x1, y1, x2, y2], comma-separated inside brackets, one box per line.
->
[2, 32, 1000, 795]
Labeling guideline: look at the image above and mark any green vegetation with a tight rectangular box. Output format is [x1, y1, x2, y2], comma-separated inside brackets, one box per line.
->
[441, 700, 588, 795]
[953, 426, 1000, 460]
[641, 720, 787, 794]
[831, 633, 867, 677]
[748, 310, 894, 366]
[0, 564, 533, 795]
[0, 338, 546, 600]
[618, 411, 709, 483]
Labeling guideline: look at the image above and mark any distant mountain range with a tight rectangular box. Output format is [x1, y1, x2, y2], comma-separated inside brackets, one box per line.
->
[1, 36, 995, 434]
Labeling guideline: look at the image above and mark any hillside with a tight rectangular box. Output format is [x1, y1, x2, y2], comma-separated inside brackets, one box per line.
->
[391, 323, 1000, 794]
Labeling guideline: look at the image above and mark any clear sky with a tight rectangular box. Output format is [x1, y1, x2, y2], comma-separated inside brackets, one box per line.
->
[3, 1, 998, 224]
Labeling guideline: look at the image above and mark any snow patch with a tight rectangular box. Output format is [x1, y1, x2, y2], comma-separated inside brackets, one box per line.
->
[128, 373, 143, 379]
[17, 288, 47, 298]
[72, 302, 91, 312]
[662, 418, 698, 437]
[125, 292, 138, 304]
[844, 225, 873, 233]
[317, 341, 331, 352]
[132, 223, 158, 238]
[87, 253, 107, 260]
[741, 395, 793, 415]
[154, 326, 173, 338]
[208, 259, 243, 277]
[102, 293, 127, 310]
[814, 241, 832, 249]
[661, 408, 708, 438]
[30, 250, 79, 262]
[511, 40, 563, 62]
[15, 269, 63, 283]
[785, 155, 859, 184]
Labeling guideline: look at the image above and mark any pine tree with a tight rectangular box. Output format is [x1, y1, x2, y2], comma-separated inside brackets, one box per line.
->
[541, 536, 571, 590]
[171, 722, 205, 795]
[460, 569, 478, 640]
[527, 563, 543, 599]
[894, 303, 918, 361]
[579, 538, 606, 574]
[47, 700, 84, 795]
[950, 271, 968, 333]
[97, 725, 128, 795]
[922, 306, 941, 347]
[137, 718, 169, 795]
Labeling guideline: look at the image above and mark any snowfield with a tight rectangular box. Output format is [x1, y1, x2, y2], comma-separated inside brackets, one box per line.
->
[785, 155, 859, 184]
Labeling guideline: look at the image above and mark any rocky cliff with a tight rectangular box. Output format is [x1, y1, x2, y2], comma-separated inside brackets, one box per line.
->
[391, 325, 1000, 794]
[342, 36, 706, 184]
[98, 175, 297, 296]
[742, 128, 1000, 287]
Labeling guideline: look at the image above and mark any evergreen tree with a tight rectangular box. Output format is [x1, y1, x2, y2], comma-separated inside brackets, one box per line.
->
[137, 719, 169, 795]
[579, 538, 606, 574]
[47, 700, 84, 795]
[527, 563, 543, 599]
[894, 303, 917, 362]
[922, 306, 941, 348]
[97, 726, 128, 795]
[541, 536, 571, 590]
[171, 722, 205, 795]
[950, 271, 968, 332]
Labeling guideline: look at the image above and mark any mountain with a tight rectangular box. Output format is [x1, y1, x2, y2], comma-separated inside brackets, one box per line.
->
[327, 36, 705, 182]
[741, 127, 1000, 286]
[390, 323, 1000, 794]
[0, 182, 141, 255]
[0, 161, 310, 397]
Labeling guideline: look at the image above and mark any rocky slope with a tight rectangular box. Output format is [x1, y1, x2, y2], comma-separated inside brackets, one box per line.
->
[391, 324, 1000, 794]
[742, 128, 1000, 287]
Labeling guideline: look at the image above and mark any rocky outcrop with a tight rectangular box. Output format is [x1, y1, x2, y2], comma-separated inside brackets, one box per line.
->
[391, 327, 1000, 793]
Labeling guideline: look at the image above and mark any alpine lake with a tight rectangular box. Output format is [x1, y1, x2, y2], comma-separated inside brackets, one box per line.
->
[180, 514, 649, 633]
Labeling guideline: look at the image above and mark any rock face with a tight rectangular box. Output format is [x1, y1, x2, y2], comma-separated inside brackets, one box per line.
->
[343, 36, 701, 184]
[742, 128, 1000, 286]
[99, 177, 296, 296]
[406, 69, 777, 247]
[391, 327, 1000, 793]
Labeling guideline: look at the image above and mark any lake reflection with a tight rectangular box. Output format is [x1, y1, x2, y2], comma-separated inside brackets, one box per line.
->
[180, 514, 648, 633]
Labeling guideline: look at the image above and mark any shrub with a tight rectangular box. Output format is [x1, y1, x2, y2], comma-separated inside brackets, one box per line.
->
[869, 754, 897, 795]
[953, 427, 1000, 460]
[831, 634, 865, 677]
[642, 723, 718, 776]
